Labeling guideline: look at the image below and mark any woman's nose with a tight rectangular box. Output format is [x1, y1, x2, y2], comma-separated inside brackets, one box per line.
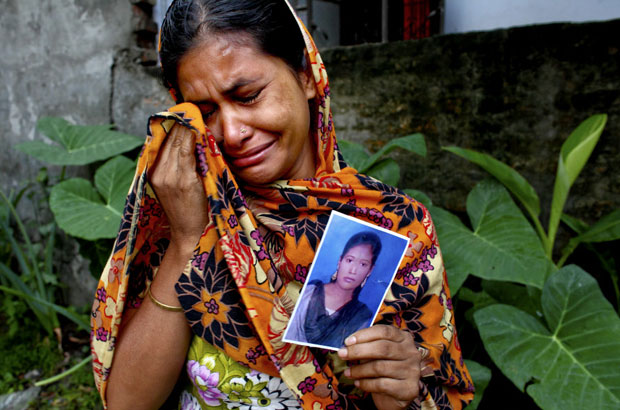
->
[218, 106, 250, 148]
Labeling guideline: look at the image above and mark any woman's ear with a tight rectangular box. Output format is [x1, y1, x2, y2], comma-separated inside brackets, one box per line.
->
[298, 65, 316, 100]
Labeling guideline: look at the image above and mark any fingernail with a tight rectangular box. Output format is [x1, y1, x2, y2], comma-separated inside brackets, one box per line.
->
[344, 368, 351, 377]
[337, 348, 348, 358]
[354, 380, 360, 387]
[345, 336, 356, 345]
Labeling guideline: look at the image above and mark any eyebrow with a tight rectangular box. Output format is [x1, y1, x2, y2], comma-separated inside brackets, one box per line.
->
[189, 78, 259, 105]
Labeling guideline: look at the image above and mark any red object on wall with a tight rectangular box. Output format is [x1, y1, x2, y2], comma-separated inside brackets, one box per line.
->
[404, 0, 432, 40]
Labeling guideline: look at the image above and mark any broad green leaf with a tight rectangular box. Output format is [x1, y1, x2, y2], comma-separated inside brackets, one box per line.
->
[446, 269, 468, 296]
[16, 116, 143, 166]
[431, 179, 551, 288]
[402, 188, 433, 208]
[401, 188, 468, 293]
[361, 133, 426, 171]
[481, 280, 542, 320]
[464, 359, 491, 410]
[94, 156, 135, 212]
[475, 265, 620, 410]
[443, 146, 541, 222]
[338, 139, 368, 170]
[50, 178, 123, 240]
[367, 158, 400, 186]
[548, 114, 607, 252]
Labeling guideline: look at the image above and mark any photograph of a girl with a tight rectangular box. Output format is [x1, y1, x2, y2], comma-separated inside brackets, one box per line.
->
[285, 212, 409, 350]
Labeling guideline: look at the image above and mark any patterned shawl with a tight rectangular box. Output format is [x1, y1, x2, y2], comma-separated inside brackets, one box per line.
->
[91, 2, 473, 409]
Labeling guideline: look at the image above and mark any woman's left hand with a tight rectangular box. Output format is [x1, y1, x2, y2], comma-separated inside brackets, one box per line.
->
[338, 324, 421, 410]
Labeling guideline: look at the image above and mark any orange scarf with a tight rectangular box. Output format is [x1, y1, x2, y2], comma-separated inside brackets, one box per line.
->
[91, 4, 473, 409]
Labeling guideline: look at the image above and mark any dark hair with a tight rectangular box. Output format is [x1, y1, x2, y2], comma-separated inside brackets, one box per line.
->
[340, 231, 382, 266]
[159, 0, 306, 98]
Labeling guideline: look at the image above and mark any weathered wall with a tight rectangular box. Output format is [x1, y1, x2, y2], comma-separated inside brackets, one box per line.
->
[0, 0, 134, 190]
[0, 0, 136, 305]
[322, 19, 620, 225]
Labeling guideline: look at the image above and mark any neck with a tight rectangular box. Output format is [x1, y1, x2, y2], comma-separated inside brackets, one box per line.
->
[323, 282, 354, 310]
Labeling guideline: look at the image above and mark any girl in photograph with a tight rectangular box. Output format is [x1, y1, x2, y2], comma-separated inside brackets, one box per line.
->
[286, 231, 381, 348]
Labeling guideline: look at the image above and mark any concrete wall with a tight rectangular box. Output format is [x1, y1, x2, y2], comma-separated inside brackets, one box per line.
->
[322, 19, 620, 226]
[0, 0, 135, 191]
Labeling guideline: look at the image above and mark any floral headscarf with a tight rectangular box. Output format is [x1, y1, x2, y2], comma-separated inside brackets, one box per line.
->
[91, 1, 474, 408]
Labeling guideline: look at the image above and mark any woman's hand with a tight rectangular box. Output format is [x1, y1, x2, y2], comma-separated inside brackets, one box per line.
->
[150, 123, 208, 252]
[338, 325, 421, 410]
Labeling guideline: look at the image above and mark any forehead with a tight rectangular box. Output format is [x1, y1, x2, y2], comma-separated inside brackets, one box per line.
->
[343, 244, 373, 258]
[177, 32, 285, 98]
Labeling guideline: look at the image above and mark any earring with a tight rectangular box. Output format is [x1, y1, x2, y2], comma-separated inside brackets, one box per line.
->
[331, 270, 338, 281]
[361, 276, 368, 288]
[240, 127, 247, 134]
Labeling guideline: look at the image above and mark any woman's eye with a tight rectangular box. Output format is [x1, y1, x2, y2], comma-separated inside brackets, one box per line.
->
[237, 90, 261, 104]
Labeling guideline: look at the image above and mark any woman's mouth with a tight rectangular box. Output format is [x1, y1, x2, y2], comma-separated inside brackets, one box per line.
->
[227, 140, 276, 168]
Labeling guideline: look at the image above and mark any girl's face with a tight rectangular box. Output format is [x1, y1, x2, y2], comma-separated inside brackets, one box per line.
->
[176, 33, 317, 185]
[336, 244, 374, 291]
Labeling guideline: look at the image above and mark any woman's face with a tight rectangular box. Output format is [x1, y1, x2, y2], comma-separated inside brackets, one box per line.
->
[336, 244, 374, 291]
[176, 33, 317, 185]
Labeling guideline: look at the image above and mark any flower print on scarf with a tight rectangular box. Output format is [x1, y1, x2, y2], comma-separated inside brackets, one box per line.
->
[139, 194, 164, 227]
[422, 204, 438, 245]
[195, 142, 209, 177]
[297, 376, 317, 394]
[180, 391, 202, 410]
[187, 360, 226, 406]
[220, 231, 254, 285]
[228, 214, 239, 229]
[294, 264, 308, 283]
[107, 258, 123, 284]
[176, 251, 254, 350]
[340, 187, 353, 197]
[96, 287, 107, 302]
[405, 232, 424, 258]
[192, 251, 209, 271]
[95, 327, 109, 342]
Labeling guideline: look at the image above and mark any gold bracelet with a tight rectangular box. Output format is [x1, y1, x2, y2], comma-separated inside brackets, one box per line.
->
[147, 286, 184, 312]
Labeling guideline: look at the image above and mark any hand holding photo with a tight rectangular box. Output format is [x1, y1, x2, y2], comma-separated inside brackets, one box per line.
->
[283, 211, 409, 350]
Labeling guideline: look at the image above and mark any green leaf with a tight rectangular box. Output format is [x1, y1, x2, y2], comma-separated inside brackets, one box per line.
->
[443, 146, 541, 223]
[558, 209, 620, 267]
[366, 158, 400, 186]
[464, 359, 491, 410]
[16, 117, 143, 166]
[474, 265, 620, 409]
[94, 156, 135, 211]
[431, 179, 552, 289]
[481, 280, 543, 320]
[574, 209, 620, 243]
[402, 189, 433, 208]
[49, 178, 123, 240]
[561, 213, 589, 234]
[361, 133, 426, 171]
[446, 270, 468, 296]
[548, 114, 607, 254]
[338, 139, 369, 170]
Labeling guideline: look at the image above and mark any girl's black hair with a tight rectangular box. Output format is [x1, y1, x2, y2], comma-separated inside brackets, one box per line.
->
[159, 0, 306, 98]
[339, 231, 382, 266]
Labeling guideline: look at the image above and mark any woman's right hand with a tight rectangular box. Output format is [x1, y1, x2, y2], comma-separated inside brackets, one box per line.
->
[150, 123, 209, 252]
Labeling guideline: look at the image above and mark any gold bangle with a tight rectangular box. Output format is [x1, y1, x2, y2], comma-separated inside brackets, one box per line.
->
[147, 286, 184, 312]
